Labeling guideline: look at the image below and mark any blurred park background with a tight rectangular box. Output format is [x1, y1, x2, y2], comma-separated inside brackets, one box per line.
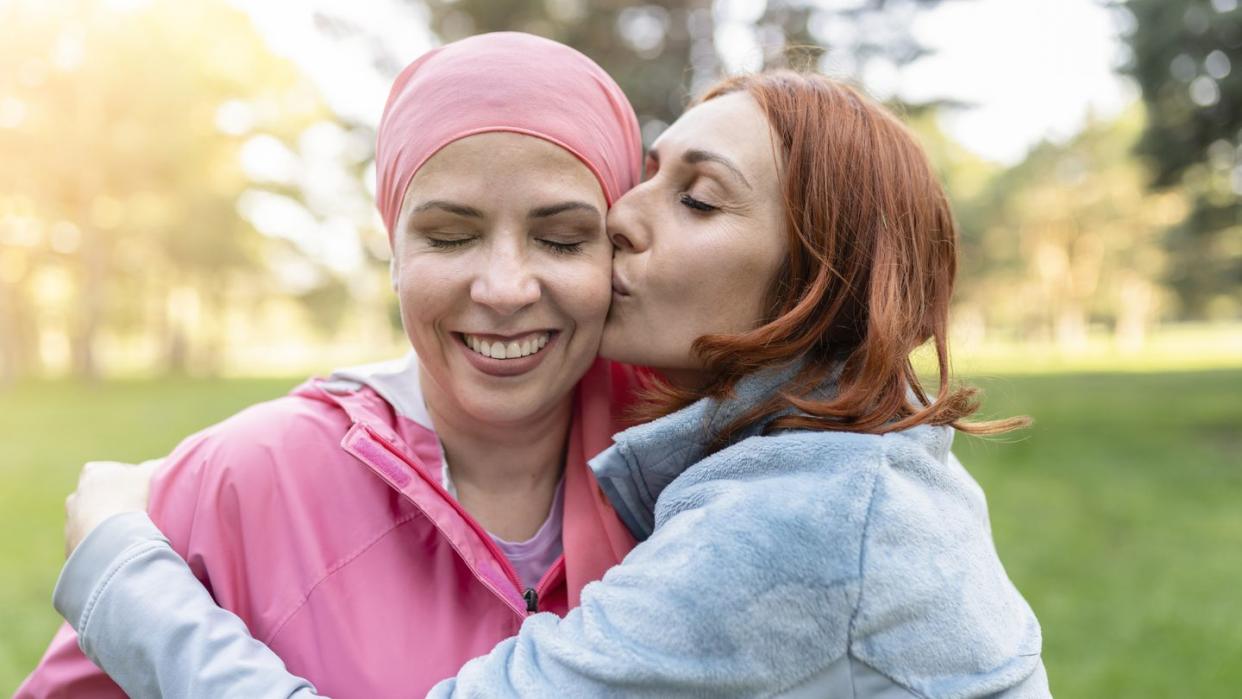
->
[1, 0, 1239, 695]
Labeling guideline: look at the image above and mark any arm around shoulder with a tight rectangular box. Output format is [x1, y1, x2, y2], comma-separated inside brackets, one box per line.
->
[54, 511, 322, 698]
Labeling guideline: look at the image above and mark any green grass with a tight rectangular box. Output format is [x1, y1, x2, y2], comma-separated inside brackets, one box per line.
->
[2, 370, 1240, 696]
[0, 376, 301, 694]
[958, 370, 1242, 696]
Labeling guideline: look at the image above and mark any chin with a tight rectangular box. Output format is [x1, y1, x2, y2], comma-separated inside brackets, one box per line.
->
[458, 382, 560, 425]
[461, 398, 542, 427]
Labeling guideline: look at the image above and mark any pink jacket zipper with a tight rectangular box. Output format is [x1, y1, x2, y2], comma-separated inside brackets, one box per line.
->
[359, 423, 564, 617]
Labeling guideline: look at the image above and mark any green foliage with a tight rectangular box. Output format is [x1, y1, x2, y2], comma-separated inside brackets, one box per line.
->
[1, 370, 1240, 695]
[1124, 0, 1242, 186]
[1123, 0, 1242, 317]
[951, 107, 1186, 347]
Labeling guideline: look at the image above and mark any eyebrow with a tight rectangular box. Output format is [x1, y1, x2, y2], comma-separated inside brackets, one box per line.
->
[412, 200, 483, 218]
[410, 200, 599, 220]
[683, 149, 752, 190]
[529, 201, 600, 219]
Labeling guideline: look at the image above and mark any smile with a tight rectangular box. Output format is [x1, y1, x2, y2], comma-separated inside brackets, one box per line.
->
[461, 331, 551, 360]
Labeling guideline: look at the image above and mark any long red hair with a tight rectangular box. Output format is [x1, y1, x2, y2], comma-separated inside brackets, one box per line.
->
[635, 70, 1027, 450]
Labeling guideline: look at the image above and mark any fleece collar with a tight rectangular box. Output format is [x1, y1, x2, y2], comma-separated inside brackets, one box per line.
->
[588, 360, 811, 541]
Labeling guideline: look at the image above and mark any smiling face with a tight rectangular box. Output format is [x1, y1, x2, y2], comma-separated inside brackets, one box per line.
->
[601, 91, 788, 383]
[392, 132, 611, 426]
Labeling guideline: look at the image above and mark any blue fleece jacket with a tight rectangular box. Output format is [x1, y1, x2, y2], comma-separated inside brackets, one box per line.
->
[55, 363, 1049, 697]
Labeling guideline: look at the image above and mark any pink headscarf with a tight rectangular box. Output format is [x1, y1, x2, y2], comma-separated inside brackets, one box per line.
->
[375, 32, 643, 237]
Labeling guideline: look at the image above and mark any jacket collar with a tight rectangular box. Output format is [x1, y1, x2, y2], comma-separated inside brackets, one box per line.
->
[325, 352, 434, 430]
[588, 360, 810, 541]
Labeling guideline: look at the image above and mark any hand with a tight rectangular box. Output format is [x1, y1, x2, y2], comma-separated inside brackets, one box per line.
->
[64, 459, 162, 558]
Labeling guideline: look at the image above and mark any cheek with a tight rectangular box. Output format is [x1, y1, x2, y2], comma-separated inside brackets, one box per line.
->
[728, 239, 783, 302]
[394, 256, 462, 329]
[548, 257, 612, 331]
[659, 228, 782, 330]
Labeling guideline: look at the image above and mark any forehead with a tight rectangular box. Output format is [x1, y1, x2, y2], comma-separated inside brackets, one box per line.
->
[653, 91, 776, 169]
[408, 132, 605, 203]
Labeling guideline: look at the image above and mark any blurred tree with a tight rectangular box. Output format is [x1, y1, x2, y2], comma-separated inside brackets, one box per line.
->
[960, 107, 1187, 350]
[1123, 0, 1242, 318]
[0, 227, 41, 384]
[902, 109, 1006, 350]
[0, 0, 326, 378]
[413, 0, 947, 142]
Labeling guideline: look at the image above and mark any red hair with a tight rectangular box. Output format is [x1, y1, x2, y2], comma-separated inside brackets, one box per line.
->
[636, 70, 1027, 450]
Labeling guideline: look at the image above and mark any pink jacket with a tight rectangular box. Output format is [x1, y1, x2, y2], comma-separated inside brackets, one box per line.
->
[18, 355, 639, 698]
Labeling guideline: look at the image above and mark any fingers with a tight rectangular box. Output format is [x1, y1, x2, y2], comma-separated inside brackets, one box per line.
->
[64, 459, 159, 558]
[79, 460, 120, 486]
[64, 490, 77, 558]
[138, 458, 164, 476]
[78, 460, 155, 486]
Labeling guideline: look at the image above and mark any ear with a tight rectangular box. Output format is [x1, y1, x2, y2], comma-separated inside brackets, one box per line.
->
[389, 255, 398, 291]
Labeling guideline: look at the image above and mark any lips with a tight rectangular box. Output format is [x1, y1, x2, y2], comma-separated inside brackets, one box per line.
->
[455, 330, 559, 378]
[611, 272, 632, 297]
[461, 331, 551, 360]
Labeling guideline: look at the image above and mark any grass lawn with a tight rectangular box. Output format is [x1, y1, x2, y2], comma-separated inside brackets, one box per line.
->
[2, 369, 1240, 696]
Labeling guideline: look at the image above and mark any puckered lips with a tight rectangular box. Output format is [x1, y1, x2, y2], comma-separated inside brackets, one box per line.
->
[611, 271, 633, 300]
[455, 330, 558, 377]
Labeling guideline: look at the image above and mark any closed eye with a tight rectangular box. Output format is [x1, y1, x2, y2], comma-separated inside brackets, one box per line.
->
[679, 193, 718, 212]
[426, 236, 475, 250]
[539, 239, 585, 255]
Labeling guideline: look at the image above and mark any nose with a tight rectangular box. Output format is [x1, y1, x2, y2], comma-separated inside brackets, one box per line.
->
[470, 239, 540, 315]
[606, 187, 650, 254]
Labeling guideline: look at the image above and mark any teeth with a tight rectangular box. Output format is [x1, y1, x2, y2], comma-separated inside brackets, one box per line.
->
[463, 332, 551, 361]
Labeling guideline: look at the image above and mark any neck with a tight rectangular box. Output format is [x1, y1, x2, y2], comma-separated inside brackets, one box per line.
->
[659, 367, 712, 392]
[419, 366, 571, 540]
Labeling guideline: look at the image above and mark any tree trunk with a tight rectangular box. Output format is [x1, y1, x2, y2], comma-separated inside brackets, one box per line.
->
[200, 277, 225, 377]
[70, 233, 105, 382]
[1115, 275, 1155, 355]
[1055, 305, 1089, 353]
[0, 278, 24, 385]
[161, 283, 195, 375]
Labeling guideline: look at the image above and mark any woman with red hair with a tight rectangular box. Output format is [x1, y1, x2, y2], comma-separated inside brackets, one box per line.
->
[45, 68, 1048, 696]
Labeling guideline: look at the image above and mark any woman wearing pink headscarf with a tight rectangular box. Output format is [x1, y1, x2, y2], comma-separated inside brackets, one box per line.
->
[18, 32, 646, 698]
